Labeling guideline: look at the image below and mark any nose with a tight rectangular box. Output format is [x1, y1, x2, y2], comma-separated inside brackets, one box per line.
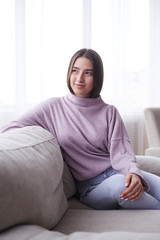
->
[77, 72, 84, 82]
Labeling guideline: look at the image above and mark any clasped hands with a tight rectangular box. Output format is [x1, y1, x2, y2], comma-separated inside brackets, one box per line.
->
[120, 173, 144, 201]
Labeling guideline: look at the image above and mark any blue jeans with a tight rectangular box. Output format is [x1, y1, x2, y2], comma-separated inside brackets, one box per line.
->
[76, 168, 160, 210]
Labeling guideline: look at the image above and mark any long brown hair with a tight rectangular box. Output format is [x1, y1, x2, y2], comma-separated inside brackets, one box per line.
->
[67, 48, 104, 98]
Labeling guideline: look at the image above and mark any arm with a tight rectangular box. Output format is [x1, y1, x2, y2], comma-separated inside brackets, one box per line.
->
[0, 99, 55, 133]
[107, 107, 148, 199]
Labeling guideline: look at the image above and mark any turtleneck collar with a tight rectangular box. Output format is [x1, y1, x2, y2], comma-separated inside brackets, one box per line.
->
[64, 92, 102, 107]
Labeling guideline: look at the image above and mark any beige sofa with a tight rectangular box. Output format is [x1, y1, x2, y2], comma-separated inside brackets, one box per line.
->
[0, 126, 160, 240]
[144, 107, 160, 158]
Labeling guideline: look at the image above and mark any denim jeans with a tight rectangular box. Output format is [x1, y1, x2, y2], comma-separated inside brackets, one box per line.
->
[76, 168, 160, 210]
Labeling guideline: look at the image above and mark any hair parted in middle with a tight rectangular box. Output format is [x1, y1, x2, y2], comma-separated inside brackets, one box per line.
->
[67, 48, 104, 98]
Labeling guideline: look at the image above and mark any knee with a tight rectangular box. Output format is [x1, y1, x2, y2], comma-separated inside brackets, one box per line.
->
[110, 174, 126, 198]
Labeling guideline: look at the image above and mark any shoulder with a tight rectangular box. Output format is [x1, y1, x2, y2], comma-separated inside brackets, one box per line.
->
[100, 98, 118, 114]
[42, 96, 61, 104]
[37, 97, 62, 108]
[27, 97, 63, 115]
[100, 99, 122, 122]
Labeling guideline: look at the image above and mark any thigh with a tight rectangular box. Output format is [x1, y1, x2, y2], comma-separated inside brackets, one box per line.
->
[142, 170, 160, 200]
[80, 174, 126, 210]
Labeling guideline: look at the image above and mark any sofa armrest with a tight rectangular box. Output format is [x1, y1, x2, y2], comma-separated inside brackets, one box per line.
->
[0, 126, 68, 232]
[145, 147, 160, 158]
[136, 155, 160, 176]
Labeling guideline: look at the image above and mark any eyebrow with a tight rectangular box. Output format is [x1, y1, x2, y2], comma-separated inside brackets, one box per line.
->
[72, 66, 94, 71]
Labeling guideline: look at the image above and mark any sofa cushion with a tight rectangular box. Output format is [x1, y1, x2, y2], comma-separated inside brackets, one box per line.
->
[53, 209, 160, 235]
[0, 126, 68, 232]
[0, 225, 160, 240]
[62, 161, 76, 199]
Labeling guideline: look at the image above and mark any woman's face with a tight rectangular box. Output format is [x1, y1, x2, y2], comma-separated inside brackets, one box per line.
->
[70, 57, 94, 98]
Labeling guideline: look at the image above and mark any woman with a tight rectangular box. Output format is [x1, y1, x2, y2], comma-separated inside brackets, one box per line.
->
[1, 48, 160, 210]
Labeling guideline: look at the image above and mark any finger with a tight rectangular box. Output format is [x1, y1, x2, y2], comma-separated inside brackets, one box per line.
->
[121, 183, 137, 198]
[129, 188, 143, 201]
[121, 174, 143, 200]
[121, 177, 142, 198]
[121, 183, 143, 199]
[122, 186, 144, 201]
[125, 174, 132, 187]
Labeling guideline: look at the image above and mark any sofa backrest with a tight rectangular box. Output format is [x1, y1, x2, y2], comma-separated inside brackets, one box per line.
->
[0, 126, 72, 232]
[144, 108, 160, 147]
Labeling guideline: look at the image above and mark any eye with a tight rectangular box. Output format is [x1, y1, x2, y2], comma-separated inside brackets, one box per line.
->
[72, 68, 78, 73]
[85, 71, 93, 76]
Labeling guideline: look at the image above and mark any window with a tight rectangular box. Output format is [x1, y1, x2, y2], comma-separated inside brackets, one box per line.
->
[1, 0, 160, 155]
[0, 0, 16, 106]
[0, 0, 83, 109]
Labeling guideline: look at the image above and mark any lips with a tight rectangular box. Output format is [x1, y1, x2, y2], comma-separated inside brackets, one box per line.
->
[74, 84, 85, 88]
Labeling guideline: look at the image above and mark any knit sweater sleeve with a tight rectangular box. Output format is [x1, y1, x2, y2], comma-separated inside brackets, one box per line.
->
[0, 98, 57, 133]
[107, 106, 148, 189]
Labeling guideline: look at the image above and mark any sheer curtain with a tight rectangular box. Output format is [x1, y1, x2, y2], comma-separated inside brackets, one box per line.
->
[91, 0, 150, 154]
[0, 0, 83, 125]
[0, 0, 160, 155]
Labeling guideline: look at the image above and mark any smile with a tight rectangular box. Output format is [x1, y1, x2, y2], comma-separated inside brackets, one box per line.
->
[74, 84, 85, 88]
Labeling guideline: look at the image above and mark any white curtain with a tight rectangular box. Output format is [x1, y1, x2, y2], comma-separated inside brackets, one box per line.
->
[91, 0, 150, 154]
[0, 0, 160, 155]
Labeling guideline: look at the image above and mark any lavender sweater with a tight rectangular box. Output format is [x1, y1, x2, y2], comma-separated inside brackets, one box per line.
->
[0, 92, 144, 182]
